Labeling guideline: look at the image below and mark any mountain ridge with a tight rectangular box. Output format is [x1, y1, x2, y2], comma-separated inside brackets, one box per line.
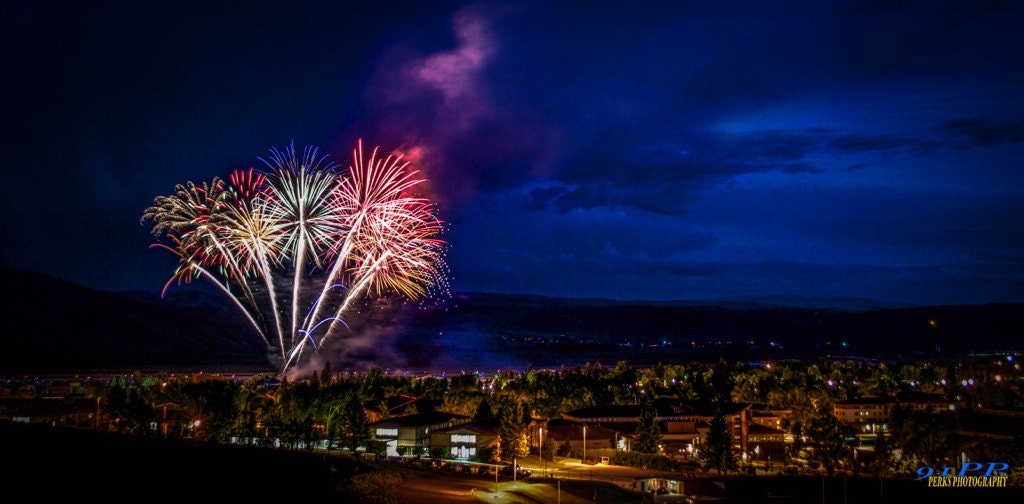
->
[2, 267, 1020, 374]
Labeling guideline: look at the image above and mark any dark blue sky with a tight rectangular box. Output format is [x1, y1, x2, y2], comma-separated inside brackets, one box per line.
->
[2, 0, 1022, 307]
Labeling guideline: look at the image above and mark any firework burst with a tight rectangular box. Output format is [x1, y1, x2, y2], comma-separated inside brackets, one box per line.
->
[141, 140, 448, 377]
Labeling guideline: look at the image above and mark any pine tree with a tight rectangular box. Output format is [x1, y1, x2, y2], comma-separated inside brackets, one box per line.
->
[320, 361, 333, 384]
[701, 407, 737, 474]
[806, 402, 854, 477]
[870, 432, 892, 477]
[474, 397, 497, 424]
[498, 399, 526, 462]
[710, 358, 735, 404]
[634, 393, 662, 453]
[340, 397, 370, 452]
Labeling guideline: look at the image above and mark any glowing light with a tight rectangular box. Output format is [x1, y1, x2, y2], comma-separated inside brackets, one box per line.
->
[142, 140, 448, 377]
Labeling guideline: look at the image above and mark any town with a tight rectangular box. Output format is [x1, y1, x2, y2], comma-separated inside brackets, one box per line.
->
[2, 353, 1021, 501]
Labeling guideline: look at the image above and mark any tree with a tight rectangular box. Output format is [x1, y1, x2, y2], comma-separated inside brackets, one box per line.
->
[634, 393, 662, 453]
[805, 403, 855, 476]
[787, 420, 806, 465]
[557, 439, 573, 457]
[701, 407, 737, 474]
[103, 384, 155, 435]
[320, 361, 333, 384]
[710, 358, 735, 404]
[889, 404, 960, 469]
[340, 397, 370, 452]
[869, 432, 893, 477]
[180, 380, 242, 442]
[498, 399, 528, 461]
[473, 397, 496, 424]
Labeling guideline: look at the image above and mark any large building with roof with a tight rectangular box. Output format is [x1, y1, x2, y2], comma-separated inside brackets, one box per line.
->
[369, 410, 470, 457]
[555, 399, 786, 461]
[833, 392, 957, 433]
[429, 420, 500, 460]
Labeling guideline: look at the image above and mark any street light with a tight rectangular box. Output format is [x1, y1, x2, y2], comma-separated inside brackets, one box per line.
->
[583, 424, 587, 463]
[539, 427, 544, 474]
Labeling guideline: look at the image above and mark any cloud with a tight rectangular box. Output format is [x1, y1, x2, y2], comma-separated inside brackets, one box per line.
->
[826, 134, 929, 154]
[938, 116, 1024, 149]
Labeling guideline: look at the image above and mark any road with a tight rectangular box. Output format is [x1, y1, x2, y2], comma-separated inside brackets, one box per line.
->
[393, 467, 645, 504]
[518, 454, 685, 490]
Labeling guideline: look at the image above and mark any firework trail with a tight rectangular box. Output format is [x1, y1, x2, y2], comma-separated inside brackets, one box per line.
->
[141, 140, 448, 377]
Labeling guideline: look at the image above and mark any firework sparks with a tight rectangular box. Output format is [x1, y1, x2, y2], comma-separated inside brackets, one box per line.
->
[141, 140, 448, 377]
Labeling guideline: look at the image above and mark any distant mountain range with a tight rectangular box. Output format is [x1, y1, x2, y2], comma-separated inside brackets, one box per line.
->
[2, 267, 1020, 375]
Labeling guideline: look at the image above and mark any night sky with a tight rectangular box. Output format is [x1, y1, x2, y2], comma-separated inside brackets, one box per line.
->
[2, 1, 1022, 307]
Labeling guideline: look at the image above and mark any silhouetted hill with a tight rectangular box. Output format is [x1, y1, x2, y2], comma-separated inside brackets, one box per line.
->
[2, 268, 1020, 374]
[1, 267, 267, 373]
[388, 292, 1022, 371]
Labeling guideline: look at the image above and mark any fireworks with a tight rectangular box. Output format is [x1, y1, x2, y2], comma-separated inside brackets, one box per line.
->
[141, 140, 448, 377]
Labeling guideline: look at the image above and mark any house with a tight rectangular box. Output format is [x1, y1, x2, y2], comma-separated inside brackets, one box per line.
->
[0, 396, 99, 428]
[370, 410, 470, 457]
[833, 396, 891, 432]
[750, 407, 789, 429]
[430, 420, 500, 460]
[834, 392, 957, 433]
[561, 399, 755, 457]
[894, 391, 956, 413]
[542, 419, 616, 460]
[743, 422, 787, 461]
[958, 408, 1024, 441]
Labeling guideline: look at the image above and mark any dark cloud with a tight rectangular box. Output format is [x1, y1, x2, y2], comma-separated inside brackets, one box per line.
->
[827, 134, 928, 154]
[939, 116, 1024, 148]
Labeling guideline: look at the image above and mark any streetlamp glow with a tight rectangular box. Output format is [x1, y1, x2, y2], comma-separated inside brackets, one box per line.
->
[539, 427, 544, 474]
[583, 424, 587, 463]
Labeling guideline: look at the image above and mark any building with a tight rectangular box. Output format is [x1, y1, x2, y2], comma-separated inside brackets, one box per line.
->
[542, 419, 616, 460]
[0, 396, 99, 428]
[833, 396, 891, 432]
[430, 421, 500, 460]
[561, 399, 756, 458]
[743, 422, 787, 462]
[370, 410, 470, 457]
[834, 392, 957, 433]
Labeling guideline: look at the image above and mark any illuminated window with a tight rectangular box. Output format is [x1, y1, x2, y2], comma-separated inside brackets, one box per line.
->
[451, 434, 477, 444]
[451, 446, 477, 457]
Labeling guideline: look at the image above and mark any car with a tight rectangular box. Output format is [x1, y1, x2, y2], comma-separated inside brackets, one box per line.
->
[500, 463, 531, 479]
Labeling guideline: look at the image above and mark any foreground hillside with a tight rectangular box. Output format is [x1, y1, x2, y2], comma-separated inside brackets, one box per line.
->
[1, 421, 347, 499]
[2, 267, 1021, 374]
